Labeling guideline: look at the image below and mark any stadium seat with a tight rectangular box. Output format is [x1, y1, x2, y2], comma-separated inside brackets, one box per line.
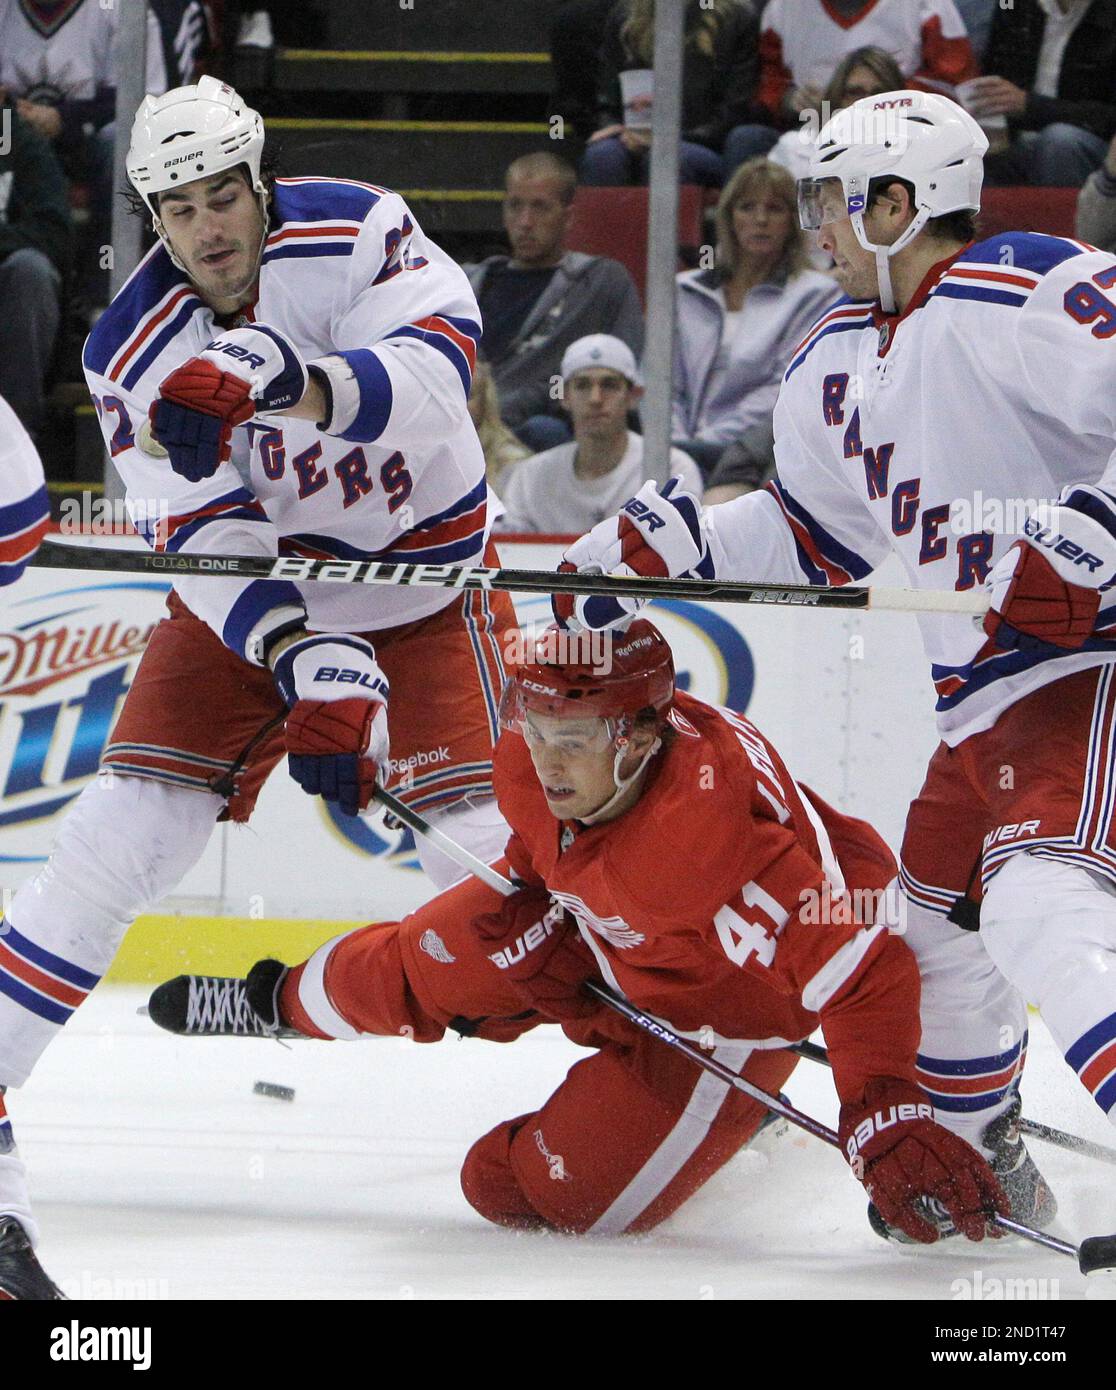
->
[978, 186, 1080, 240]
[564, 186, 707, 301]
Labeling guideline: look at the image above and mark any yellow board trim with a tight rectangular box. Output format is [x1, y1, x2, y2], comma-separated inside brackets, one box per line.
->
[400, 189, 504, 201]
[105, 914, 365, 984]
[281, 49, 549, 63]
[268, 118, 547, 133]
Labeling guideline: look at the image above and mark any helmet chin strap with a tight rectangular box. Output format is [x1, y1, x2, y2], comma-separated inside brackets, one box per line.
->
[578, 722, 662, 826]
[850, 205, 931, 315]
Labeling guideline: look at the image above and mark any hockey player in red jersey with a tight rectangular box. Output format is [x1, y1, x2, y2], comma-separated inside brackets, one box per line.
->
[151, 622, 1007, 1240]
[550, 89, 1116, 1242]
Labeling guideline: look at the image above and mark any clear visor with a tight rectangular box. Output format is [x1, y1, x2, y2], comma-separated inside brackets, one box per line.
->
[797, 176, 855, 231]
[498, 680, 616, 754]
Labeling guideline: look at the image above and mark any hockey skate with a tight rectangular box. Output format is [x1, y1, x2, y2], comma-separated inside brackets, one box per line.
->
[147, 959, 296, 1038]
[867, 1091, 1057, 1244]
[0, 1217, 65, 1299]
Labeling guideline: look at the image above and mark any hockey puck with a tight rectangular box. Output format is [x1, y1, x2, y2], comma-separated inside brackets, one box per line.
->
[1078, 1234, 1116, 1276]
[253, 1081, 295, 1102]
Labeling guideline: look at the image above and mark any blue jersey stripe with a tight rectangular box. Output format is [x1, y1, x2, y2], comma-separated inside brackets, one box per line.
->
[784, 316, 873, 381]
[771, 480, 874, 581]
[0, 485, 49, 538]
[121, 297, 207, 393]
[930, 283, 1029, 310]
[1066, 1010, 1116, 1073]
[272, 178, 384, 224]
[386, 324, 472, 397]
[82, 246, 189, 377]
[0, 921, 100, 990]
[261, 241, 357, 266]
[961, 231, 1087, 276]
[222, 579, 306, 659]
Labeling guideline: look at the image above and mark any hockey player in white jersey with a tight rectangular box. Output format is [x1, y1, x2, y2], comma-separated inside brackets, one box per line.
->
[0, 396, 49, 587]
[0, 78, 516, 1296]
[555, 89, 1116, 1242]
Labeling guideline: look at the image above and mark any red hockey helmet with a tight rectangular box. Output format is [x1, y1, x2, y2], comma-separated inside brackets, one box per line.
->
[498, 620, 676, 738]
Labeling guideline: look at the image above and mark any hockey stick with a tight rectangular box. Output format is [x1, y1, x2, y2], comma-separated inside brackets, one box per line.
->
[32, 537, 990, 616]
[790, 1038, 1116, 1169]
[376, 787, 1116, 1273]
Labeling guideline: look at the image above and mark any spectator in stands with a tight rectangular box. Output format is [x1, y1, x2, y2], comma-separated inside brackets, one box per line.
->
[702, 419, 776, 506]
[0, 0, 209, 309]
[753, 0, 975, 133]
[0, 97, 74, 437]
[1076, 129, 1116, 250]
[671, 159, 841, 477]
[549, 0, 619, 141]
[768, 46, 905, 181]
[469, 360, 532, 494]
[464, 152, 644, 454]
[966, 0, 1116, 188]
[955, 0, 998, 64]
[580, 0, 775, 188]
[496, 334, 702, 534]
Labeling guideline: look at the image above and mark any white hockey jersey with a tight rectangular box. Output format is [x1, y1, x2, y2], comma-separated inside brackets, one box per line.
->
[704, 232, 1116, 746]
[82, 176, 487, 661]
[0, 0, 167, 110]
[0, 394, 49, 587]
[758, 0, 975, 116]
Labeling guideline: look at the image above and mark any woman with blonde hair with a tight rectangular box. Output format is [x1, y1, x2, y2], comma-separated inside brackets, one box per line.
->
[671, 158, 840, 477]
[468, 359, 531, 494]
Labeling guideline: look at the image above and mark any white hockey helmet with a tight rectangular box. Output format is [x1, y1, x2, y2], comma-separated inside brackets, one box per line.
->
[126, 76, 267, 269]
[797, 90, 988, 311]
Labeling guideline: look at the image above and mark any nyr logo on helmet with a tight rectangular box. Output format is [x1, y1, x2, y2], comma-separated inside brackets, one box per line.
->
[0, 582, 164, 863]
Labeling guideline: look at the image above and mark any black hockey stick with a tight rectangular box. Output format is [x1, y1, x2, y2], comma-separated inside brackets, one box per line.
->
[790, 1038, 1116, 1169]
[31, 537, 989, 616]
[376, 787, 1116, 1275]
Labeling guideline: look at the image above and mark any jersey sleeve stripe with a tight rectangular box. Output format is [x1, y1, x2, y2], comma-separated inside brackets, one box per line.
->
[221, 579, 306, 659]
[384, 315, 480, 396]
[265, 222, 362, 246]
[766, 479, 873, 584]
[784, 310, 875, 381]
[800, 924, 886, 1014]
[930, 283, 1030, 310]
[107, 286, 200, 385]
[0, 485, 50, 544]
[261, 240, 359, 265]
[153, 488, 269, 553]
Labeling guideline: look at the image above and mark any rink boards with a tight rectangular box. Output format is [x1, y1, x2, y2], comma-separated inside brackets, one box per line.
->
[0, 539, 939, 977]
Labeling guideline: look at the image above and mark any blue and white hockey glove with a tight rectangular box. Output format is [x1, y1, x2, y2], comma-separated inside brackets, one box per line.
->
[552, 477, 713, 631]
[150, 324, 309, 482]
[983, 486, 1116, 651]
[273, 635, 391, 817]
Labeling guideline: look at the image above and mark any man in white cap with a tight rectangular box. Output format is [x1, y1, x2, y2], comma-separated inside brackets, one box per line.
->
[495, 334, 702, 535]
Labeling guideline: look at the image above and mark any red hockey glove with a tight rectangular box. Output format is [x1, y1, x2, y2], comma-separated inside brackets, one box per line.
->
[149, 359, 256, 481]
[983, 540, 1100, 651]
[275, 635, 390, 817]
[475, 887, 599, 1020]
[840, 1078, 1008, 1243]
[150, 325, 309, 481]
[552, 477, 712, 631]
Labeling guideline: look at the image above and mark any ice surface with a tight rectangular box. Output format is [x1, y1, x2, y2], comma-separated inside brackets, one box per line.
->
[10, 987, 1113, 1300]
